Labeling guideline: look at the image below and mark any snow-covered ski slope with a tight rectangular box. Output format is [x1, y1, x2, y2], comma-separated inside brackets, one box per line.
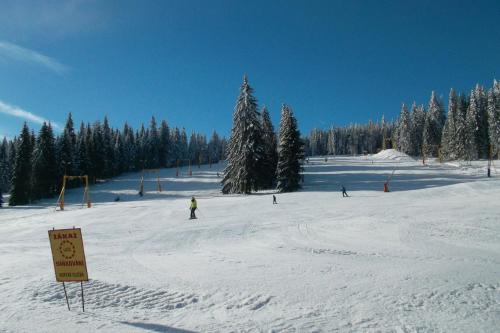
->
[1, 153, 499, 333]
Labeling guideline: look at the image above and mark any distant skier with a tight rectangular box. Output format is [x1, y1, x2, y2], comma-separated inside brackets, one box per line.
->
[0, 188, 3, 208]
[273, 195, 277, 204]
[341, 185, 349, 197]
[189, 196, 197, 219]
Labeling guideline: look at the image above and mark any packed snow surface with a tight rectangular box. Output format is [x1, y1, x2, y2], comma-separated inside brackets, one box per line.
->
[372, 149, 414, 161]
[1, 154, 499, 332]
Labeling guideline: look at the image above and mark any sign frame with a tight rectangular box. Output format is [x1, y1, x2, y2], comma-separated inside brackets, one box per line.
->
[48, 228, 89, 282]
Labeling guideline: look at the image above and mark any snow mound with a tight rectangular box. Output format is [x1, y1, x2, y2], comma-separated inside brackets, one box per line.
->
[372, 149, 414, 161]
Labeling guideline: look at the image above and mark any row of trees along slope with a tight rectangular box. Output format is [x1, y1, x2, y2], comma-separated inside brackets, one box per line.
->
[394, 80, 500, 160]
[303, 79, 500, 161]
[222, 76, 304, 194]
[1, 115, 227, 206]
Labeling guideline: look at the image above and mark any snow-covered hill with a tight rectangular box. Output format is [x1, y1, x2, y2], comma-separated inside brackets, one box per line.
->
[0, 155, 499, 332]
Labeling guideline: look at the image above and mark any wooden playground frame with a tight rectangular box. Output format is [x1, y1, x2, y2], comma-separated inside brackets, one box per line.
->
[56, 175, 91, 211]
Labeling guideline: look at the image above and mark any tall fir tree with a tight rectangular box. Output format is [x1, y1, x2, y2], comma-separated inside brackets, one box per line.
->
[9, 123, 33, 206]
[122, 123, 136, 171]
[454, 93, 469, 159]
[188, 132, 198, 165]
[31, 122, 57, 200]
[90, 122, 105, 179]
[159, 120, 170, 167]
[112, 131, 124, 175]
[102, 116, 114, 177]
[410, 102, 426, 156]
[472, 84, 489, 158]
[58, 113, 76, 181]
[0, 137, 10, 192]
[180, 128, 189, 162]
[488, 80, 500, 158]
[170, 127, 182, 166]
[276, 104, 303, 192]
[259, 106, 278, 188]
[397, 103, 413, 155]
[74, 122, 89, 176]
[422, 91, 445, 157]
[464, 89, 480, 161]
[441, 89, 458, 160]
[8, 139, 16, 190]
[147, 116, 160, 169]
[208, 130, 221, 164]
[222, 76, 264, 194]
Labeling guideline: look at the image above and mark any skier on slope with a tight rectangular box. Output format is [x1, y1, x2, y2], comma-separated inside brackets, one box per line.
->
[273, 194, 277, 204]
[189, 196, 197, 219]
[341, 185, 349, 197]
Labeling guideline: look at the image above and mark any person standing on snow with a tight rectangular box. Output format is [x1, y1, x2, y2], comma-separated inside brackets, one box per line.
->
[341, 185, 349, 197]
[190, 196, 197, 219]
[273, 194, 277, 204]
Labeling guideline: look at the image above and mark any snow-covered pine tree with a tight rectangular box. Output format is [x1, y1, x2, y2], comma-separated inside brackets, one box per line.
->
[169, 127, 182, 166]
[454, 93, 469, 160]
[122, 123, 136, 171]
[197, 133, 208, 165]
[259, 106, 278, 189]
[276, 104, 303, 192]
[90, 122, 105, 179]
[391, 118, 400, 151]
[101, 116, 115, 177]
[180, 128, 189, 162]
[9, 123, 33, 206]
[58, 113, 76, 181]
[74, 122, 87, 176]
[0, 137, 9, 193]
[146, 116, 160, 169]
[188, 132, 198, 165]
[8, 139, 16, 189]
[327, 126, 336, 155]
[473, 85, 489, 158]
[83, 124, 95, 180]
[422, 91, 445, 157]
[220, 137, 228, 160]
[410, 102, 426, 156]
[222, 76, 264, 194]
[488, 80, 500, 158]
[159, 120, 170, 167]
[464, 89, 480, 161]
[135, 124, 147, 169]
[381, 115, 388, 150]
[397, 103, 413, 155]
[31, 122, 57, 200]
[208, 130, 221, 164]
[441, 89, 458, 160]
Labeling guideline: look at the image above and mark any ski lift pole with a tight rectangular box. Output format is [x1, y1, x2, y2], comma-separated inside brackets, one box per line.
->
[384, 168, 396, 192]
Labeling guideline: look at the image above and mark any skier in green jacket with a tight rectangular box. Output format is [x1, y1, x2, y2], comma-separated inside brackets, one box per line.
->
[190, 197, 197, 219]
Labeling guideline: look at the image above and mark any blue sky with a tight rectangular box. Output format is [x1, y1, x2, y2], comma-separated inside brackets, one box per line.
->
[0, 0, 499, 140]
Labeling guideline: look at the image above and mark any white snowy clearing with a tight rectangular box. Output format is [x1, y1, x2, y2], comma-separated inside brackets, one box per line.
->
[1, 152, 499, 333]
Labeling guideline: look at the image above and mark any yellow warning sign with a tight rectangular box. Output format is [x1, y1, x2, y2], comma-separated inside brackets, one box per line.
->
[48, 228, 89, 282]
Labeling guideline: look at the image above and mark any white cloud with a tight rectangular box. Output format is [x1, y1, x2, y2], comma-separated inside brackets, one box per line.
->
[0, 99, 61, 130]
[0, 41, 69, 74]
